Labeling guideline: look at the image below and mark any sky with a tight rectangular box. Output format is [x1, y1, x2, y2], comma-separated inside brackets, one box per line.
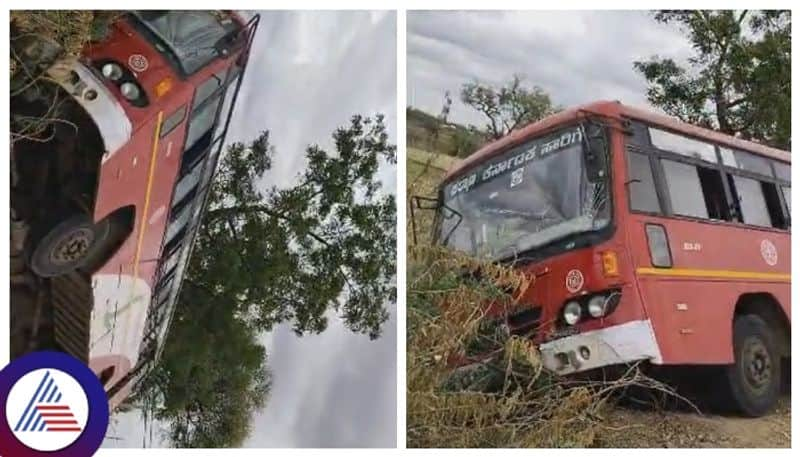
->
[105, 10, 397, 448]
[407, 10, 695, 127]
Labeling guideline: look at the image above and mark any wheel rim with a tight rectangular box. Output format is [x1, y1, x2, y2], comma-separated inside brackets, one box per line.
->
[741, 336, 772, 394]
[49, 226, 94, 266]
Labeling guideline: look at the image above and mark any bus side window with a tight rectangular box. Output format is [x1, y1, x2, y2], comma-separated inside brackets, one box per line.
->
[165, 204, 192, 245]
[761, 182, 790, 229]
[773, 162, 791, 182]
[729, 175, 772, 228]
[161, 105, 187, 138]
[650, 127, 717, 163]
[660, 158, 733, 222]
[661, 159, 709, 219]
[154, 278, 173, 308]
[761, 182, 789, 229]
[182, 93, 223, 168]
[733, 150, 773, 176]
[782, 186, 791, 212]
[194, 71, 225, 107]
[626, 150, 660, 213]
[180, 71, 229, 174]
[696, 167, 730, 221]
[172, 161, 204, 208]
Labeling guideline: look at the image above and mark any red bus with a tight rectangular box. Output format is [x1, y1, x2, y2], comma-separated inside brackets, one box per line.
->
[428, 101, 790, 416]
[11, 11, 260, 407]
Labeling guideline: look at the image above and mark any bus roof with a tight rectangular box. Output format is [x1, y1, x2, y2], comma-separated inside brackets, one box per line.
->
[444, 100, 790, 182]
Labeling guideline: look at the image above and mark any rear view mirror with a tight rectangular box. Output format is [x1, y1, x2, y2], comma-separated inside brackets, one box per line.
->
[581, 122, 607, 182]
[409, 196, 440, 245]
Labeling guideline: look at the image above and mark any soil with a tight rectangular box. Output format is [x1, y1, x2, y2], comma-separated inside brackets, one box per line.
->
[595, 396, 790, 448]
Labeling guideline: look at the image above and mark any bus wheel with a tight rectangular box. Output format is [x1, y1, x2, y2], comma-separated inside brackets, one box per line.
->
[29, 214, 111, 278]
[724, 314, 780, 417]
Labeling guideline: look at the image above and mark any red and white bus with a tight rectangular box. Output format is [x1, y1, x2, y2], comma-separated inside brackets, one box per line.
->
[429, 101, 790, 416]
[11, 11, 259, 407]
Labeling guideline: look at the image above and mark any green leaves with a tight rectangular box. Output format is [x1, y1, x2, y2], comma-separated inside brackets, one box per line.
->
[134, 114, 395, 447]
[199, 114, 396, 339]
[460, 75, 557, 140]
[635, 10, 791, 149]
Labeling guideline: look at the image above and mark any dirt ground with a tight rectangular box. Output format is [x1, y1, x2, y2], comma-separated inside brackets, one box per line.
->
[596, 396, 790, 448]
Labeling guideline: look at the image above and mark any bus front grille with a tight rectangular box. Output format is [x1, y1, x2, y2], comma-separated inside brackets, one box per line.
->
[507, 307, 542, 337]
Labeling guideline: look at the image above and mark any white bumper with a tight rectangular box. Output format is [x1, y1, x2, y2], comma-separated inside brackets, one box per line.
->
[539, 319, 662, 374]
[46, 58, 132, 160]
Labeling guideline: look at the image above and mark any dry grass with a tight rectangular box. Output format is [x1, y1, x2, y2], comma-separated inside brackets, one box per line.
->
[11, 11, 96, 61]
[10, 11, 117, 146]
[406, 147, 693, 448]
[406, 245, 697, 448]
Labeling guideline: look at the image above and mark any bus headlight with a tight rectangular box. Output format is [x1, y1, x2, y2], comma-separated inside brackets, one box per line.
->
[587, 295, 607, 318]
[101, 62, 123, 81]
[563, 301, 582, 326]
[120, 82, 141, 101]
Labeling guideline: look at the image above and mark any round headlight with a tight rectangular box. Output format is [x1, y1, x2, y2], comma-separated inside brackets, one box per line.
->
[120, 82, 141, 101]
[101, 63, 123, 81]
[587, 295, 607, 318]
[563, 301, 582, 326]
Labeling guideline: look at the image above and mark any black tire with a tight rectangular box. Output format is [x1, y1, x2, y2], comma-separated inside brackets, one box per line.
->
[723, 314, 781, 417]
[29, 214, 110, 278]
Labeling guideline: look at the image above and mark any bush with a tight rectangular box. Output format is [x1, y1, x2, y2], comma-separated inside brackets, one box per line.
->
[407, 246, 603, 447]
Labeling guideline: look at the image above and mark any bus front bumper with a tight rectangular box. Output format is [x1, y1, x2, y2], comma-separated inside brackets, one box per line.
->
[539, 319, 662, 374]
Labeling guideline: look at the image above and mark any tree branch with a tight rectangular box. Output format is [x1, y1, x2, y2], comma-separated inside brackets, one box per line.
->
[207, 204, 332, 247]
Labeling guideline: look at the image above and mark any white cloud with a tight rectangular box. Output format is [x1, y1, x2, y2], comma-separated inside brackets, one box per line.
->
[407, 10, 694, 127]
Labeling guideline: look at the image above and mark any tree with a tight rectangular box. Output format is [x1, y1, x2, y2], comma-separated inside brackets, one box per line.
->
[460, 75, 556, 140]
[133, 114, 396, 447]
[634, 10, 791, 149]
[202, 114, 396, 338]
[139, 302, 271, 447]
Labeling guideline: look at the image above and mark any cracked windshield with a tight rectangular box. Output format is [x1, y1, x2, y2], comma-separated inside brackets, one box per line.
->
[440, 126, 610, 259]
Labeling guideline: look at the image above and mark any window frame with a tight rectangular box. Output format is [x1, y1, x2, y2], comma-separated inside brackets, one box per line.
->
[160, 104, 187, 138]
[624, 119, 790, 233]
[624, 147, 662, 215]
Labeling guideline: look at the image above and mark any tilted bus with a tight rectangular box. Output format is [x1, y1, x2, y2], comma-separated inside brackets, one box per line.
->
[424, 100, 790, 416]
[11, 11, 260, 407]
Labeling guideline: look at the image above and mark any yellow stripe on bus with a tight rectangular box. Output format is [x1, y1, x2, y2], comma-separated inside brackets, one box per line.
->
[132, 111, 164, 279]
[636, 267, 790, 282]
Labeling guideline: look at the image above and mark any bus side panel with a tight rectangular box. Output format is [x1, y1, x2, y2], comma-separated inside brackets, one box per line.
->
[639, 278, 789, 364]
[89, 99, 187, 371]
[626, 214, 790, 365]
[637, 277, 734, 364]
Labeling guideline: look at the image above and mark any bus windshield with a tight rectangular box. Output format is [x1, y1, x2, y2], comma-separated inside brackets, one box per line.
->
[439, 125, 610, 259]
[133, 11, 239, 75]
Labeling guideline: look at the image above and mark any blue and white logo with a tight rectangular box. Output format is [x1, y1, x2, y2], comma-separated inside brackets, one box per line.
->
[0, 351, 108, 456]
[6, 369, 89, 451]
